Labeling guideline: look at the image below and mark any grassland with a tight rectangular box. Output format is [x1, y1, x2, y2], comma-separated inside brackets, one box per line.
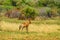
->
[0, 17, 60, 40]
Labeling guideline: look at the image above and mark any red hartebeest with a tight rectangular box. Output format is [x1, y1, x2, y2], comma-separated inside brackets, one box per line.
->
[19, 18, 31, 32]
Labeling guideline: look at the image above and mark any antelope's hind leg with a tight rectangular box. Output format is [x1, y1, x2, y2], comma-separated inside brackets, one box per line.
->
[26, 26, 28, 32]
[19, 25, 22, 30]
[22, 26, 25, 30]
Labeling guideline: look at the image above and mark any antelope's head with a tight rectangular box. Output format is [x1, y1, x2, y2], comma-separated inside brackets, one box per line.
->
[28, 18, 31, 24]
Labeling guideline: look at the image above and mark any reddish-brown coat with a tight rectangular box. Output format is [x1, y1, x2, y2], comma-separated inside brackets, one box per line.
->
[19, 19, 31, 32]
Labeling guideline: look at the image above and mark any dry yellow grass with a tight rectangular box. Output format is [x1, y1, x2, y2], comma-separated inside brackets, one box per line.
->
[0, 21, 60, 40]
[1, 21, 60, 33]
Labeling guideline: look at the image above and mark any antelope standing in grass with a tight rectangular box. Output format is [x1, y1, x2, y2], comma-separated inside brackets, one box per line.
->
[19, 18, 31, 32]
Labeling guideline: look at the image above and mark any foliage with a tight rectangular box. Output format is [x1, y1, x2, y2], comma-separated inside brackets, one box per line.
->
[22, 6, 38, 19]
[0, 0, 60, 19]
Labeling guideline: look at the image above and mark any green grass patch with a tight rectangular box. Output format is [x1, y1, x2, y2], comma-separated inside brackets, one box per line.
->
[0, 17, 60, 25]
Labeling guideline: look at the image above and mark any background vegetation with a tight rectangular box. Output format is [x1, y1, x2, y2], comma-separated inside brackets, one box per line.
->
[0, 0, 60, 20]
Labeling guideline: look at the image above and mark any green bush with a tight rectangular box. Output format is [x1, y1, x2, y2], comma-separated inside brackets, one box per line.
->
[51, 7, 59, 17]
[0, 5, 13, 12]
[22, 6, 38, 19]
[57, 9, 60, 16]
[2, 0, 12, 6]
[39, 7, 51, 18]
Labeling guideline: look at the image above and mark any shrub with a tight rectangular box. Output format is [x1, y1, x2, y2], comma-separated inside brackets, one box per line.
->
[51, 7, 58, 17]
[22, 6, 38, 20]
[39, 7, 51, 18]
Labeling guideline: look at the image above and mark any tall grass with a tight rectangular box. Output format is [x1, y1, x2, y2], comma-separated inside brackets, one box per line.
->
[0, 31, 60, 40]
[0, 17, 60, 40]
